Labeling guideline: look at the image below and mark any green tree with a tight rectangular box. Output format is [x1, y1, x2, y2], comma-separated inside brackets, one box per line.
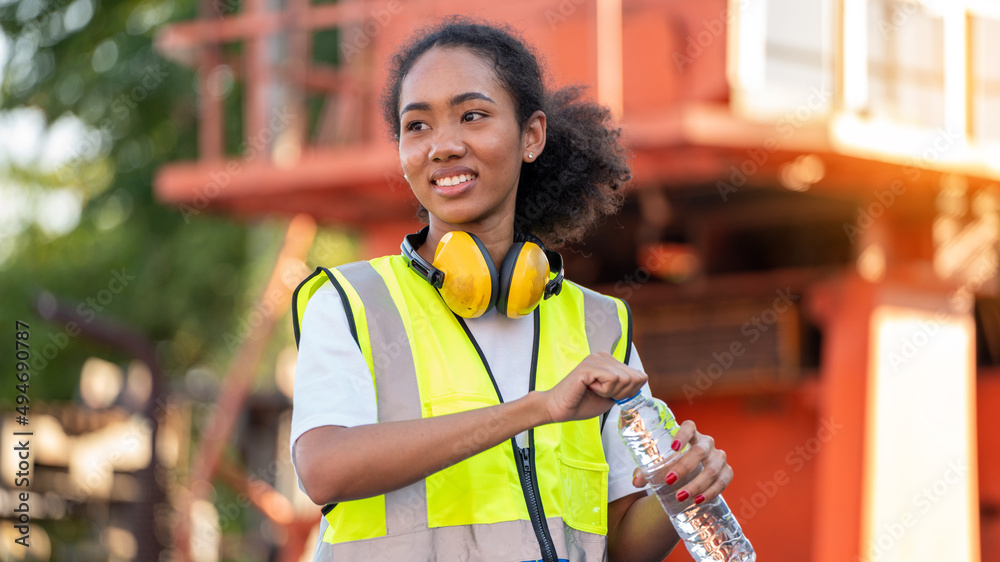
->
[0, 0, 273, 398]
[1, 1, 361, 557]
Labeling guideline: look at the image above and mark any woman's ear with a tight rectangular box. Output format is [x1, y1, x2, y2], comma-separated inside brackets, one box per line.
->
[523, 110, 546, 163]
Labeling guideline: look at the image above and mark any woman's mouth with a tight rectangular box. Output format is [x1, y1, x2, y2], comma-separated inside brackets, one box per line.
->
[432, 173, 478, 196]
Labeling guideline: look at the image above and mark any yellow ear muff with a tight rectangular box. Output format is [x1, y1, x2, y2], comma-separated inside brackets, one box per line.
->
[497, 241, 550, 319]
[432, 231, 498, 318]
[402, 227, 562, 319]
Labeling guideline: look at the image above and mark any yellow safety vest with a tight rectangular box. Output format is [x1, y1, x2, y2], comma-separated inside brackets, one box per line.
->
[292, 255, 633, 561]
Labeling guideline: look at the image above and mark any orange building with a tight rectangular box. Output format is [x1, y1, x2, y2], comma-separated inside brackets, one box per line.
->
[155, 1, 998, 560]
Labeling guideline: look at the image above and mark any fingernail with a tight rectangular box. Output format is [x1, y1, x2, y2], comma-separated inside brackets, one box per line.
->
[671, 440, 681, 451]
[665, 472, 677, 485]
[676, 490, 689, 502]
[694, 494, 705, 505]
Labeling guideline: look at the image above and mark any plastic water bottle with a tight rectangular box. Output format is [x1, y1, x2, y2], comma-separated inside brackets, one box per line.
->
[616, 392, 755, 561]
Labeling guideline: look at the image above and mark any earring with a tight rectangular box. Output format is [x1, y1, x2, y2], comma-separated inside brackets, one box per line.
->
[528, 152, 534, 160]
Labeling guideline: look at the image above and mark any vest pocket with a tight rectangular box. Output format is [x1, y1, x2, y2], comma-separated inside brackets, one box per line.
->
[556, 453, 609, 535]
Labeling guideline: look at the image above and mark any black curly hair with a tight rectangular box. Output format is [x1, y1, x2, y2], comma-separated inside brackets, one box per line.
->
[379, 17, 631, 248]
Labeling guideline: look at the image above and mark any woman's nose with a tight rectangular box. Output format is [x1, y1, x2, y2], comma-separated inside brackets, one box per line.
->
[428, 128, 466, 161]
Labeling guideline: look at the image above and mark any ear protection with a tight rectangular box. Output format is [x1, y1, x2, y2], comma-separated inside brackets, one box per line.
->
[401, 226, 564, 319]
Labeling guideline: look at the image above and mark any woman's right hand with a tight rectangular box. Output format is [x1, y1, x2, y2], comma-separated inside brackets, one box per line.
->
[540, 351, 647, 424]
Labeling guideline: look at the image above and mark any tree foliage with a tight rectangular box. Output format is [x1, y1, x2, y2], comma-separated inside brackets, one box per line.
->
[0, 0, 282, 401]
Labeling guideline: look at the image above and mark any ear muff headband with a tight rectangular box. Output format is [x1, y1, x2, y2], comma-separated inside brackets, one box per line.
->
[401, 227, 444, 287]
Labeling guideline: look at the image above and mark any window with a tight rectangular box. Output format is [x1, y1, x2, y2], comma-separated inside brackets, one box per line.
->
[972, 16, 1000, 144]
[763, 0, 836, 111]
[866, 0, 946, 128]
[731, 0, 835, 119]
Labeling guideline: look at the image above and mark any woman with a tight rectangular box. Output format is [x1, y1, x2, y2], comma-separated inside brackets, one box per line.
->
[291, 18, 734, 561]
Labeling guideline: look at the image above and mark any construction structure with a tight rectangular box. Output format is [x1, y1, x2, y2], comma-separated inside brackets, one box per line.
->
[151, 0, 1000, 560]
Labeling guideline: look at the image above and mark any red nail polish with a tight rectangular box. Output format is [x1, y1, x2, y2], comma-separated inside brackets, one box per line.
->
[694, 494, 705, 505]
[676, 490, 689, 502]
[665, 472, 677, 485]
[671, 440, 681, 451]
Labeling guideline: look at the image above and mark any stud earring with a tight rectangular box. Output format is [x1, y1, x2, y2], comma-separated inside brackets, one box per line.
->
[528, 152, 534, 160]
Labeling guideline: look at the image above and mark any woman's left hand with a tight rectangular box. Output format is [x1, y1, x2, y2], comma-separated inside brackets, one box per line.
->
[630, 420, 734, 505]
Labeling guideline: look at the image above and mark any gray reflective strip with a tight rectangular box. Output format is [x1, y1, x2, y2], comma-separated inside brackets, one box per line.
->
[336, 261, 427, 535]
[563, 523, 609, 562]
[578, 286, 623, 356]
[337, 262, 422, 422]
[314, 517, 606, 562]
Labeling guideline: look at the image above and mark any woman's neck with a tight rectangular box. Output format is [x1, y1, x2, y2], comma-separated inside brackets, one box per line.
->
[419, 217, 514, 267]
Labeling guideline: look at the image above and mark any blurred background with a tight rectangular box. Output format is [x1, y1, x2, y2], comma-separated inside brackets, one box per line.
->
[0, 0, 997, 560]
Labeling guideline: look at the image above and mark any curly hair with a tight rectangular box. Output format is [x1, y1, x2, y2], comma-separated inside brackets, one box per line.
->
[379, 17, 631, 248]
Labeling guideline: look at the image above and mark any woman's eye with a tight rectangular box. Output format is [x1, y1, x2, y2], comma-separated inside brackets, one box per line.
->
[405, 121, 428, 132]
[462, 111, 485, 123]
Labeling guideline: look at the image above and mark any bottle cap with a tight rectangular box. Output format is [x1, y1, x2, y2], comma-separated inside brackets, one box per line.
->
[613, 391, 643, 406]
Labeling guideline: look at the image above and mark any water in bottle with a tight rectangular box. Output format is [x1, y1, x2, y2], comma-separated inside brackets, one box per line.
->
[616, 392, 755, 561]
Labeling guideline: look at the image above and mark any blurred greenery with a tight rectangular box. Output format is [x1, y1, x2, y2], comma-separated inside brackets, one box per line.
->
[0, 0, 366, 402]
[0, 0, 363, 559]
[0, 0, 292, 401]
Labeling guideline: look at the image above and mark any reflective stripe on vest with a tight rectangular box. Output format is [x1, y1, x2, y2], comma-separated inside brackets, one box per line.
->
[293, 256, 631, 562]
[312, 516, 606, 561]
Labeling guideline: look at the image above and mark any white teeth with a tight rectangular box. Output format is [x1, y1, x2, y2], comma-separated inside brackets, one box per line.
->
[435, 174, 475, 187]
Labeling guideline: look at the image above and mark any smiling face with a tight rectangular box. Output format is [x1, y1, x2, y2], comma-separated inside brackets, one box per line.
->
[397, 46, 542, 237]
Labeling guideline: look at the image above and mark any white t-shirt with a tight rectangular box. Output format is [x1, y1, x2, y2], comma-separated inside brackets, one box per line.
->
[290, 281, 652, 504]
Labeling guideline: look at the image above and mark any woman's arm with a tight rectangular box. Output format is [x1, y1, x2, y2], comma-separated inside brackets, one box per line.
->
[296, 352, 647, 505]
[607, 491, 679, 561]
[606, 421, 734, 562]
[296, 392, 546, 504]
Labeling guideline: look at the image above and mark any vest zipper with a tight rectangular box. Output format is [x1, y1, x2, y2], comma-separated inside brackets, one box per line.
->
[517, 444, 557, 562]
[457, 311, 557, 562]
